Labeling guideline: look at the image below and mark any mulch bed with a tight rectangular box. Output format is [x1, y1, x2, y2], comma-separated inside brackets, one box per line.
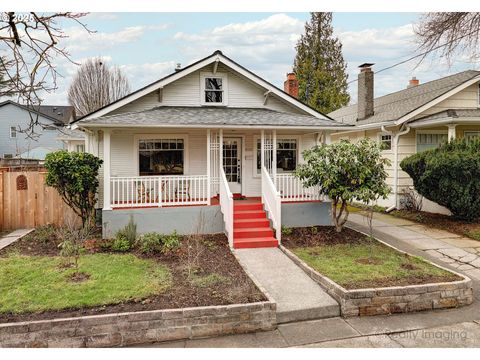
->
[282, 226, 366, 248]
[0, 230, 265, 323]
[391, 210, 480, 241]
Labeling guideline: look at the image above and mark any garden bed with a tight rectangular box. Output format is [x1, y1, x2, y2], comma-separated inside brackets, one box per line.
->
[281, 226, 473, 316]
[0, 227, 266, 323]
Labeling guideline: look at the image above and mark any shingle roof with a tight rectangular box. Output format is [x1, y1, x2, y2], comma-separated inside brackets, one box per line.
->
[36, 105, 75, 124]
[412, 108, 480, 123]
[56, 128, 85, 140]
[78, 106, 348, 128]
[328, 70, 480, 125]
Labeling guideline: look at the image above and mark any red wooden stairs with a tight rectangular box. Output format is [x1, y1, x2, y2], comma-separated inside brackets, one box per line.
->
[233, 200, 278, 249]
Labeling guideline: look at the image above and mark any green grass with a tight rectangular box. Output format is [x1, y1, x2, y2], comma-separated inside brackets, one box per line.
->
[292, 239, 458, 289]
[189, 273, 231, 288]
[0, 253, 172, 314]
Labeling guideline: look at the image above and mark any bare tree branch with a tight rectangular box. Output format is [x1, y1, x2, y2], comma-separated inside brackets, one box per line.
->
[68, 57, 131, 117]
[0, 12, 94, 137]
[414, 12, 480, 64]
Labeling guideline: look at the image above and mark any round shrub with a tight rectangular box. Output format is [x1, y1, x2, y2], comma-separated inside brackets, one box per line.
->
[400, 139, 480, 221]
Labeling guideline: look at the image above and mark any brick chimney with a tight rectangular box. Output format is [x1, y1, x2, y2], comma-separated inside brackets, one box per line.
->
[284, 73, 299, 98]
[408, 76, 419, 88]
[357, 63, 374, 120]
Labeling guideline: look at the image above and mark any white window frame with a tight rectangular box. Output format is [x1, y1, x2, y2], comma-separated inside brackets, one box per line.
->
[200, 72, 228, 106]
[415, 130, 448, 153]
[378, 132, 392, 152]
[10, 126, 17, 138]
[253, 135, 300, 178]
[133, 134, 189, 177]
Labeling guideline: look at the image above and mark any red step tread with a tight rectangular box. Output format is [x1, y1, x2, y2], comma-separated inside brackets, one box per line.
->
[234, 210, 267, 220]
[233, 237, 278, 249]
[234, 218, 270, 228]
[234, 203, 263, 211]
[234, 227, 273, 239]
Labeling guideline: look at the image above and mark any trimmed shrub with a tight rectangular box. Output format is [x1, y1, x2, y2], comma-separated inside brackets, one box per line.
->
[400, 139, 480, 221]
[136, 230, 181, 254]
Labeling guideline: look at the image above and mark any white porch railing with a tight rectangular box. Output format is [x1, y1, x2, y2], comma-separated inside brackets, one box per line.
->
[262, 165, 282, 241]
[110, 175, 209, 208]
[219, 168, 234, 248]
[276, 173, 323, 202]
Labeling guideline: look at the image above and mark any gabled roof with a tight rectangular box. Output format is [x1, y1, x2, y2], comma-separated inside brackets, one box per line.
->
[78, 106, 348, 130]
[0, 100, 74, 125]
[36, 105, 75, 124]
[74, 50, 334, 124]
[328, 70, 480, 126]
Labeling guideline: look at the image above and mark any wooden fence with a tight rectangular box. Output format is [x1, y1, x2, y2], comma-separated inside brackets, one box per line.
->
[0, 169, 80, 230]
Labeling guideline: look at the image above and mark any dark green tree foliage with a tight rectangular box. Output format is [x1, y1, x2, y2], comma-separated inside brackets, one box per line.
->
[400, 139, 480, 221]
[45, 151, 103, 227]
[293, 12, 350, 113]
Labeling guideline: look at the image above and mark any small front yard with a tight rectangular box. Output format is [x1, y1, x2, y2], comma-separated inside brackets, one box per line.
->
[0, 226, 265, 323]
[282, 226, 461, 290]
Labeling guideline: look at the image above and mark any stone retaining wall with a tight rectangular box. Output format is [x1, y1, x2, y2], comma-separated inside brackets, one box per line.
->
[0, 301, 276, 348]
[280, 245, 473, 317]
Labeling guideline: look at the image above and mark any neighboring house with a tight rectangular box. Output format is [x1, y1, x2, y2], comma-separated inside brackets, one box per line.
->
[329, 65, 480, 214]
[72, 50, 351, 247]
[57, 128, 86, 153]
[0, 100, 77, 160]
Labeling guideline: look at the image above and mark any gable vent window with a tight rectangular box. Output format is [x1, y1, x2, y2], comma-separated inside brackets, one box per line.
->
[200, 73, 228, 106]
[379, 133, 392, 151]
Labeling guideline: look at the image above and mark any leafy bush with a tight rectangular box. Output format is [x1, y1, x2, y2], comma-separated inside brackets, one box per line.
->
[400, 139, 480, 221]
[136, 230, 180, 254]
[111, 237, 131, 252]
[281, 226, 293, 236]
[296, 138, 391, 232]
[116, 216, 137, 244]
[44, 150, 102, 228]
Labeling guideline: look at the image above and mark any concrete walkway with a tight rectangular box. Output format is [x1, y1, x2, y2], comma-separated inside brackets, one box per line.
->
[235, 248, 339, 323]
[0, 229, 33, 251]
[347, 212, 480, 281]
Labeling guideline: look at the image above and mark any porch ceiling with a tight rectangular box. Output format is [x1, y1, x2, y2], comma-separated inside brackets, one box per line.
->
[77, 106, 352, 130]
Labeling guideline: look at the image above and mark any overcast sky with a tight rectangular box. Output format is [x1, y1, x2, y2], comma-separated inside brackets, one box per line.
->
[42, 12, 480, 105]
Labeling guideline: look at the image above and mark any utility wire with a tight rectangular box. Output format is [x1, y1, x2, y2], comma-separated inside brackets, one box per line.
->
[347, 28, 480, 85]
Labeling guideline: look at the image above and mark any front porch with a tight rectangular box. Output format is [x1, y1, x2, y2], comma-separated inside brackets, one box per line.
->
[99, 128, 331, 247]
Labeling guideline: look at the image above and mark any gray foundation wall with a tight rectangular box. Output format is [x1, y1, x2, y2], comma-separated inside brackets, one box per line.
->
[281, 201, 332, 227]
[102, 205, 224, 238]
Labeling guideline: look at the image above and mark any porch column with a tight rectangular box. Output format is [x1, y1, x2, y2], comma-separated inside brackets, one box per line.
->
[206, 129, 211, 205]
[447, 124, 457, 142]
[219, 129, 224, 175]
[272, 129, 277, 185]
[324, 131, 332, 144]
[260, 130, 265, 170]
[103, 129, 111, 211]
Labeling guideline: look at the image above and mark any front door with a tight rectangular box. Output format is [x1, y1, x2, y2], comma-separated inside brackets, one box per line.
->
[223, 138, 242, 194]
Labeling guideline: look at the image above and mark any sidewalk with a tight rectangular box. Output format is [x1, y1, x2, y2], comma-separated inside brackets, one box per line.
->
[347, 212, 480, 281]
[235, 248, 339, 323]
[0, 229, 33, 251]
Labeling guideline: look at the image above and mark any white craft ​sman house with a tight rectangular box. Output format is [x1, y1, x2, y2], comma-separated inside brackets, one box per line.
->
[72, 50, 351, 249]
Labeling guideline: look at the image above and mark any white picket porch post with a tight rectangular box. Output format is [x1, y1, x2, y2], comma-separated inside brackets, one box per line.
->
[103, 129, 112, 210]
[272, 129, 277, 186]
[219, 129, 224, 175]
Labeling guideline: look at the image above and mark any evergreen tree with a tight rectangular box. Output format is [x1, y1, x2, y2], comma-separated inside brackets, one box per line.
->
[293, 12, 350, 114]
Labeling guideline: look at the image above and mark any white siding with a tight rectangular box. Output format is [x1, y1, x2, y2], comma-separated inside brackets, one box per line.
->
[109, 64, 306, 116]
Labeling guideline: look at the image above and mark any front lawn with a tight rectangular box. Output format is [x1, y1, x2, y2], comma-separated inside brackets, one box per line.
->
[0, 226, 265, 322]
[282, 227, 461, 290]
[0, 254, 171, 314]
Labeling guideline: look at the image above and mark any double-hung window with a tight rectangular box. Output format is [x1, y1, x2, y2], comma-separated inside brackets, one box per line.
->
[10, 126, 17, 138]
[255, 138, 298, 175]
[139, 139, 185, 175]
[379, 133, 392, 151]
[465, 131, 480, 144]
[200, 73, 227, 105]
